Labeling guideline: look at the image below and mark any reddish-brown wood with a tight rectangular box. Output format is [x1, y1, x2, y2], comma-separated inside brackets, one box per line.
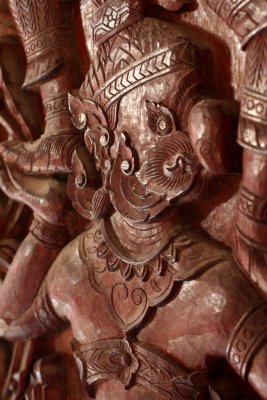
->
[0, 0, 266, 399]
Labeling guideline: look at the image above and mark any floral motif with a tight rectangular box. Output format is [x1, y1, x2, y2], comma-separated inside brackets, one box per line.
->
[108, 339, 139, 386]
[74, 338, 139, 388]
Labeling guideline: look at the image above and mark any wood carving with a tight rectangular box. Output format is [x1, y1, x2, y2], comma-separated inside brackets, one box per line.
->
[0, 0, 267, 399]
[24, 353, 67, 400]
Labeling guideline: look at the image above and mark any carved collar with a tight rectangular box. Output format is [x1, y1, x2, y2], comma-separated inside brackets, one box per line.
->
[79, 220, 229, 332]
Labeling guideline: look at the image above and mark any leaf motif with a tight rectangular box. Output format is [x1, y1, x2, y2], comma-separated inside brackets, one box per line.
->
[246, 31, 267, 94]
[19, 0, 38, 37]
[80, 50, 106, 99]
[36, 0, 60, 30]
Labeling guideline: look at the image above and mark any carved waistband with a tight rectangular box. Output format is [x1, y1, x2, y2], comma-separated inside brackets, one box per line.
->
[72, 338, 210, 399]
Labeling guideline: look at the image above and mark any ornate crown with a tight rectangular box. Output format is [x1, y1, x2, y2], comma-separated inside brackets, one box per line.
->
[79, 0, 207, 129]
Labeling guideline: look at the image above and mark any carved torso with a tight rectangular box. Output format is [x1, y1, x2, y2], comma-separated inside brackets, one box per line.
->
[41, 211, 261, 398]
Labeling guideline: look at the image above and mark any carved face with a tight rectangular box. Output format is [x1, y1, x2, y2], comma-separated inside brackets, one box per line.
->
[70, 17, 207, 222]
[107, 71, 202, 222]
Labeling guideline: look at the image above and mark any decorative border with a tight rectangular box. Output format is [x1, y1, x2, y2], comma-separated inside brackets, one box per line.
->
[241, 89, 267, 127]
[92, 0, 143, 45]
[30, 217, 69, 248]
[206, 0, 267, 47]
[24, 26, 64, 62]
[43, 93, 70, 121]
[227, 303, 267, 379]
[93, 41, 201, 111]
[73, 337, 210, 399]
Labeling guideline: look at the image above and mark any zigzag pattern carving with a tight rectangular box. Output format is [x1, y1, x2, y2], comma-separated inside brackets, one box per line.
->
[8, 0, 61, 40]
[93, 42, 196, 111]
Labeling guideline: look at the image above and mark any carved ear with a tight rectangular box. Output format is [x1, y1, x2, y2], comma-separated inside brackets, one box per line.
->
[149, 0, 191, 11]
[188, 99, 238, 174]
[68, 94, 108, 130]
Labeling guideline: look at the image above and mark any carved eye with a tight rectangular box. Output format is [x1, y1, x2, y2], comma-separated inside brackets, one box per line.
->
[146, 101, 176, 135]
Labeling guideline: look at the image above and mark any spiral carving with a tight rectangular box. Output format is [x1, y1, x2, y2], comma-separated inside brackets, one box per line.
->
[141, 131, 200, 200]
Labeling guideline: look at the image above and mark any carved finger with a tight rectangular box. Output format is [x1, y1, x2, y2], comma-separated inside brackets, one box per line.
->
[0, 164, 21, 201]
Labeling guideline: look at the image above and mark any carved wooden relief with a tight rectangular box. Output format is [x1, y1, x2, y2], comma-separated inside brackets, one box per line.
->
[0, 0, 266, 399]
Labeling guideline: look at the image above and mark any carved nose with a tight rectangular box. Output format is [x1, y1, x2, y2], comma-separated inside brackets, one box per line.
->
[164, 154, 187, 175]
[163, 153, 198, 178]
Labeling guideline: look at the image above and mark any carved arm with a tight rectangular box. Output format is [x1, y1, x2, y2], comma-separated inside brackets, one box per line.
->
[234, 30, 267, 297]
[2, 0, 83, 176]
[0, 161, 71, 321]
[0, 219, 69, 322]
[0, 279, 68, 341]
[203, 0, 267, 297]
[0, 232, 85, 341]
[0, 0, 88, 322]
[0, 243, 72, 340]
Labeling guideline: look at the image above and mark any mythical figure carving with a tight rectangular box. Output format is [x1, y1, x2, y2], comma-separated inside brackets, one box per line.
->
[0, 0, 267, 399]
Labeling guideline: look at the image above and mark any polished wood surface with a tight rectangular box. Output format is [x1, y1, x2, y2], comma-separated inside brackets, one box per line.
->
[0, 1, 266, 399]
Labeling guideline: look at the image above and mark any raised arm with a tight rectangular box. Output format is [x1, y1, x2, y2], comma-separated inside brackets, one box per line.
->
[234, 30, 267, 297]
[201, 0, 267, 298]
[0, 159, 73, 321]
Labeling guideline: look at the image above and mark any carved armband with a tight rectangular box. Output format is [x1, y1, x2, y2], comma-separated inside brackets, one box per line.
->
[206, 0, 267, 48]
[227, 303, 267, 379]
[235, 186, 267, 252]
[239, 29, 267, 153]
[8, 0, 67, 88]
[34, 283, 68, 333]
[30, 216, 69, 249]
[205, 1, 267, 153]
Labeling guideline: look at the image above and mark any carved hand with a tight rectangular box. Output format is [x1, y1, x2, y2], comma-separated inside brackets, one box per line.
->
[0, 160, 71, 225]
[188, 99, 240, 174]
